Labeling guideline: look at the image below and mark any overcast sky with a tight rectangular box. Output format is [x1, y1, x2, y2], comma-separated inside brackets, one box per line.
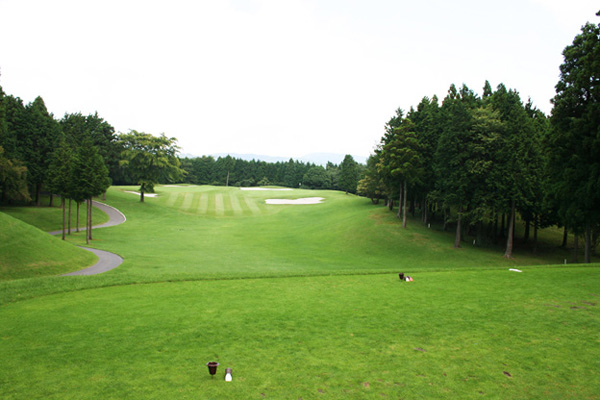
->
[1, 0, 598, 158]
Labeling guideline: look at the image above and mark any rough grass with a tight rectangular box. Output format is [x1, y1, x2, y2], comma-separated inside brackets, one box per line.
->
[0, 185, 598, 399]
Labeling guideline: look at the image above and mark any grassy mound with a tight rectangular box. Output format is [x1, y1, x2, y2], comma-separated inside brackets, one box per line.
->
[0, 211, 97, 280]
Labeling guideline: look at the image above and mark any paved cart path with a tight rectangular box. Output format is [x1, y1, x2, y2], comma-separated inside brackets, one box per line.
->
[49, 201, 126, 276]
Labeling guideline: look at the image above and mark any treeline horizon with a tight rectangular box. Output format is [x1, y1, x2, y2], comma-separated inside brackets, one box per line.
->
[178, 154, 363, 191]
[0, 83, 364, 205]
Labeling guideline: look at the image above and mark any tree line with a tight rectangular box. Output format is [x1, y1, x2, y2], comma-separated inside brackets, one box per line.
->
[0, 85, 184, 238]
[0, 80, 363, 220]
[358, 15, 600, 262]
[179, 154, 362, 193]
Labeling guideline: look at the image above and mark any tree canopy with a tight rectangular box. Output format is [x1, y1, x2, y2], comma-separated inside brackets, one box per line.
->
[548, 16, 600, 262]
[118, 131, 185, 202]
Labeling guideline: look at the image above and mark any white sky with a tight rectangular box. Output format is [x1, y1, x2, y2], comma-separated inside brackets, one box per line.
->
[1, 0, 598, 158]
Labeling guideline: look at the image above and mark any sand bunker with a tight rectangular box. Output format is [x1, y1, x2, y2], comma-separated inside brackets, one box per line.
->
[124, 191, 159, 197]
[241, 187, 293, 191]
[265, 197, 324, 205]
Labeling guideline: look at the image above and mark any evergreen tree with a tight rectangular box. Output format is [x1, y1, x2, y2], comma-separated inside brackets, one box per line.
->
[302, 166, 330, 189]
[408, 95, 442, 224]
[1, 95, 25, 161]
[549, 14, 600, 262]
[434, 84, 480, 247]
[22, 97, 61, 205]
[378, 119, 424, 228]
[0, 146, 30, 204]
[490, 84, 538, 257]
[357, 153, 386, 204]
[47, 137, 75, 239]
[339, 154, 359, 194]
[72, 137, 110, 242]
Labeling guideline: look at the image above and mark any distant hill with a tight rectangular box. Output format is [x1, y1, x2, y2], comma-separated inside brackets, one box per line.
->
[180, 152, 367, 166]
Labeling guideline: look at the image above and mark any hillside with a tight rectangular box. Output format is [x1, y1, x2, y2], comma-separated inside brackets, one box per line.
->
[0, 211, 97, 280]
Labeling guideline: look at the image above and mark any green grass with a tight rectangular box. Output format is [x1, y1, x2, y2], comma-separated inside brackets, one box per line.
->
[59, 185, 591, 282]
[1, 268, 598, 399]
[0, 212, 97, 281]
[0, 185, 598, 399]
[0, 199, 109, 232]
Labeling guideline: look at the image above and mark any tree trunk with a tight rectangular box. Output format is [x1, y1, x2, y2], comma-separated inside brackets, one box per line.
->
[388, 198, 393, 211]
[76, 202, 80, 233]
[561, 226, 568, 248]
[476, 221, 483, 246]
[49, 193, 54, 207]
[140, 183, 145, 203]
[397, 186, 402, 219]
[573, 234, 578, 263]
[402, 180, 407, 228]
[532, 214, 538, 254]
[102, 191, 106, 201]
[443, 208, 448, 231]
[89, 197, 93, 241]
[85, 199, 90, 245]
[35, 183, 42, 206]
[501, 213, 506, 238]
[504, 199, 515, 258]
[585, 220, 591, 263]
[523, 218, 530, 243]
[226, 170, 230, 187]
[493, 213, 498, 242]
[454, 207, 462, 248]
[422, 196, 428, 224]
[61, 197, 66, 241]
[68, 199, 72, 235]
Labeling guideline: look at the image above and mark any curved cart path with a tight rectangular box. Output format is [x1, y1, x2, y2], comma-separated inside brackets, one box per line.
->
[50, 201, 126, 276]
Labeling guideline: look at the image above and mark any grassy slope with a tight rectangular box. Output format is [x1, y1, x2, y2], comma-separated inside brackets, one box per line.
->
[77, 186, 588, 280]
[0, 185, 594, 304]
[0, 186, 598, 399]
[0, 212, 97, 280]
[0, 199, 109, 232]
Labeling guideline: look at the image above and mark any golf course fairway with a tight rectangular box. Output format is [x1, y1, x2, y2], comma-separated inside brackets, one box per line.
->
[0, 186, 598, 399]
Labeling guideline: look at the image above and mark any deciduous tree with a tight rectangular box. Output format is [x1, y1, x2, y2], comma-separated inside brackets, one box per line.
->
[118, 131, 184, 202]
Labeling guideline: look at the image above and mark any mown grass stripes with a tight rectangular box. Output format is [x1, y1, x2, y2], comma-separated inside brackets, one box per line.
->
[180, 192, 193, 212]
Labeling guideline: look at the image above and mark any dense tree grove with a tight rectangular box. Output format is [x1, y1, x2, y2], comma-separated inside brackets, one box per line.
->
[178, 155, 362, 192]
[359, 14, 600, 260]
